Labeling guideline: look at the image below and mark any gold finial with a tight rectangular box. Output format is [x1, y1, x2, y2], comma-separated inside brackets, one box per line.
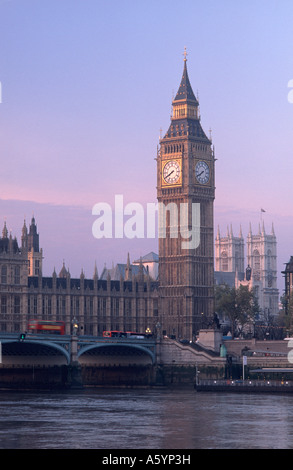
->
[183, 46, 188, 62]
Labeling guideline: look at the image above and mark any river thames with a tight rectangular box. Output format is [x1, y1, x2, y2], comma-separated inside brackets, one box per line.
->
[0, 387, 292, 449]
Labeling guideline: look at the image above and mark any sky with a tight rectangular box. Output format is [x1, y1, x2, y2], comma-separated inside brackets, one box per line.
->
[0, 0, 293, 293]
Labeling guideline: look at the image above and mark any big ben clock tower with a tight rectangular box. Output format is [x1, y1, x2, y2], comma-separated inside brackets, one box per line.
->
[157, 52, 215, 339]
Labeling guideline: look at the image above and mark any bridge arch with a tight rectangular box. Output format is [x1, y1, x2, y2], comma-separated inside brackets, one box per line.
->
[1, 339, 70, 365]
[78, 343, 156, 365]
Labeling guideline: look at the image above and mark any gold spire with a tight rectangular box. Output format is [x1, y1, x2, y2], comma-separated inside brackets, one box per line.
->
[183, 46, 188, 62]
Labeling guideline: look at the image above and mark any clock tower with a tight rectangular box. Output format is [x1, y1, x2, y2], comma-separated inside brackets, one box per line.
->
[157, 53, 215, 339]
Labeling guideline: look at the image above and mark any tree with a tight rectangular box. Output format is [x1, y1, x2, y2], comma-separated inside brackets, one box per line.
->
[215, 284, 258, 338]
[282, 294, 293, 335]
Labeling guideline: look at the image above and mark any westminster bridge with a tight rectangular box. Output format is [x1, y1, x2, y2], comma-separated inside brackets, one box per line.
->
[0, 332, 158, 388]
[1, 331, 291, 388]
[0, 330, 226, 387]
[0, 332, 156, 365]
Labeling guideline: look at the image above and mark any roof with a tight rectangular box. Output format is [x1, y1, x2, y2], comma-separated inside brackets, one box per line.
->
[100, 263, 148, 281]
[173, 59, 198, 104]
[164, 117, 210, 141]
[283, 256, 293, 273]
[162, 58, 210, 143]
[133, 252, 158, 263]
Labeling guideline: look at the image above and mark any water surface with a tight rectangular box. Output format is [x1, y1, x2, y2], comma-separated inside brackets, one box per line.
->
[0, 388, 292, 449]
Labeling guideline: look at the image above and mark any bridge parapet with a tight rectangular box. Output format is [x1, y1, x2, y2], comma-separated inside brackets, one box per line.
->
[0, 333, 72, 365]
[77, 336, 157, 364]
[0, 333, 157, 366]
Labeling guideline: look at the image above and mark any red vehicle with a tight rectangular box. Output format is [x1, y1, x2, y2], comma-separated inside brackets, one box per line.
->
[103, 330, 127, 338]
[103, 330, 152, 339]
[27, 320, 65, 335]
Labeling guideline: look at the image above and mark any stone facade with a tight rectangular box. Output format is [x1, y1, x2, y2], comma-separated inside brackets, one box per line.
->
[0, 218, 159, 336]
[215, 222, 279, 317]
[1, 57, 216, 340]
[157, 56, 215, 339]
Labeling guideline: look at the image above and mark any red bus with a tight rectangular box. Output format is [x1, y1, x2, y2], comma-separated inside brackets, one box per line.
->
[103, 331, 127, 338]
[27, 320, 65, 335]
[103, 330, 152, 339]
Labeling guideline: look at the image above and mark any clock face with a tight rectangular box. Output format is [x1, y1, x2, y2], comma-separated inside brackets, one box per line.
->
[163, 160, 181, 185]
[195, 161, 210, 184]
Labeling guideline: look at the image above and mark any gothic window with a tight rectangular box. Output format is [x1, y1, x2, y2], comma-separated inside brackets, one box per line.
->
[14, 266, 20, 285]
[1, 295, 7, 314]
[1, 265, 7, 284]
[267, 250, 273, 287]
[221, 252, 228, 272]
[28, 295, 37, 315]
[153, 299, 158, 318]
[62, 297, 66, 315]
[267, 250, 272, 270]
[35, 260, 40, 275]
[253, 249, 261, 281]
[254, 285, 259, 299]
[14, 296, 20, 314]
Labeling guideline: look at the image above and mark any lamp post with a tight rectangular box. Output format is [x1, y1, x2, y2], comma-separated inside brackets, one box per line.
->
[72, 317, 78, 336]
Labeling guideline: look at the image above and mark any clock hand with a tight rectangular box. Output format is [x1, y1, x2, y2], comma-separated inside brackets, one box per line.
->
[166, 170, 175, 178]
[197, 170, 204, 177]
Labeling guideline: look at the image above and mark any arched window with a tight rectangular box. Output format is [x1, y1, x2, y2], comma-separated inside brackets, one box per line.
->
[14, 266, 20, 285]
[1, 265, 7, 284]
[221, 252, 228, 272]
[253, 249, 260, 280]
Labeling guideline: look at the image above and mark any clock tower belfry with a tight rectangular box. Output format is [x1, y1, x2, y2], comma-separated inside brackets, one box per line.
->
[157, 53, 215, 339]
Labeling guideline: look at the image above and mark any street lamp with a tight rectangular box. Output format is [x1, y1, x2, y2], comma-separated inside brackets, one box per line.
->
[155, 322, 161, 340]
[145, 327, 152, 337]
[72, 317, 79, 336]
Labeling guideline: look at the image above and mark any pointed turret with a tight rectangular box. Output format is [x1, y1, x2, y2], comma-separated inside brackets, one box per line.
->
[28, 216, 39, 252]
[93, 261, 98, 280]
[239, 225, 243, 239]
[164, 50, 210, 141]
[125, 252, 132, 281]
[59, 261, 68, 278]
[173, 51, 199, 106]
[21, 219, 28, 249]
[216, 225, 220, 240]
[2, 221, 8, 239]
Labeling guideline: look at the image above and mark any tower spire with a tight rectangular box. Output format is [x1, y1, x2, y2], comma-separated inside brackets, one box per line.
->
[173, 50, 198, 106]
[183, 46, 188, 63]
[163, 52, 210, 142]
[158, 54, 215, 338]
[2, 221, 8, 239]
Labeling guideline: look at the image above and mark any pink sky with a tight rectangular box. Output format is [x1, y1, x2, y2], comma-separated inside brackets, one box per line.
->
[1, 0, 293, 294]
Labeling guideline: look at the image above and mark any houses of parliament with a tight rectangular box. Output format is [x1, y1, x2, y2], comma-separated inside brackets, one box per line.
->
[0, 57, 279, 338]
